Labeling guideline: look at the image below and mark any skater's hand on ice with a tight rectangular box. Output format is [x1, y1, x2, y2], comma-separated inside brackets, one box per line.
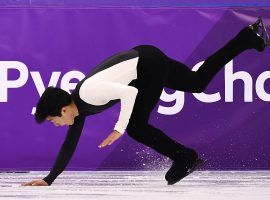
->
[21, 179, 48, 186]
[98, 130, 122, 148]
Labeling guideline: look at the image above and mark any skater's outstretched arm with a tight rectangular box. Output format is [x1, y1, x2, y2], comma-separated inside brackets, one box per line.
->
[21, 115, 86, 186]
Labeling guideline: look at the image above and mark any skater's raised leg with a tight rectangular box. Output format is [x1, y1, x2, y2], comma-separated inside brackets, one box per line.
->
[163, 17, 270, 93]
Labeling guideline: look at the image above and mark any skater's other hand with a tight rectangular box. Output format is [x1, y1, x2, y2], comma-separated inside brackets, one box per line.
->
[98, 130, 122, 148]
[21, 179, 48, 186]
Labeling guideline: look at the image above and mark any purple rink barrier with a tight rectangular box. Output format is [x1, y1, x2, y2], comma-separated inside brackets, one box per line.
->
[0, 7, 270, 171]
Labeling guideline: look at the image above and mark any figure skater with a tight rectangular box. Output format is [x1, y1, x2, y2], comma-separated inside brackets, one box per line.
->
[22, 17, 269, 186]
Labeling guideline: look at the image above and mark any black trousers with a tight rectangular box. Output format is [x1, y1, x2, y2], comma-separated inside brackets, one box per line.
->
[126, 28, 250, 166]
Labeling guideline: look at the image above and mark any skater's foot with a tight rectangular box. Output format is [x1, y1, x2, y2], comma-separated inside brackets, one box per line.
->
[165, 158, 206, 185]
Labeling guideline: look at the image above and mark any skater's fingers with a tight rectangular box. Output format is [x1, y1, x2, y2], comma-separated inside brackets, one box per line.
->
[108, 137, 119, 145]
[107, 132, 121, 145]
[107, 140, 115, 145]
[21, 180, 36, 186]
[98, 142, 105, 148]
[21, 179, 48, 186]
[21, 182, 30, 186]
[98, 137, 110, 148]
[103, 139, 114, 146]
[98, 131, 122, 148]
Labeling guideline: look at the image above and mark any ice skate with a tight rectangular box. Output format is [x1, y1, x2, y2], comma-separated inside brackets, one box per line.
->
[249, 16, 270, 49]
[166, 158, 206, 185]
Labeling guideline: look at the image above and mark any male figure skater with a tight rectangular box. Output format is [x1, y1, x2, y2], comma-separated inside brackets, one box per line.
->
[22, 17, 269, 186]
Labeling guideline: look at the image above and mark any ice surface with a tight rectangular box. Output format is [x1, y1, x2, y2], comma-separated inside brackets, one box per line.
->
[0, 171, 270, 200]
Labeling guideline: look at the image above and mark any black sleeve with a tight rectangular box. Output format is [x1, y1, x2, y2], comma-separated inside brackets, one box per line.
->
[42, 115, 86, 185]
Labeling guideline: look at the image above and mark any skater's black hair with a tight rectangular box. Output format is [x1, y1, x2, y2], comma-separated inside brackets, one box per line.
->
[34, 86, 72, 124]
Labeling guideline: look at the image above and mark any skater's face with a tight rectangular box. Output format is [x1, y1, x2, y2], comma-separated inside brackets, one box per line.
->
[46, 106, 75, 127]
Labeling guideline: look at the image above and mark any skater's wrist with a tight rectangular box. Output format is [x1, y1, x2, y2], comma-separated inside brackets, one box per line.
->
[113, 125, 125, 134]
[43, 176, 53, 186]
